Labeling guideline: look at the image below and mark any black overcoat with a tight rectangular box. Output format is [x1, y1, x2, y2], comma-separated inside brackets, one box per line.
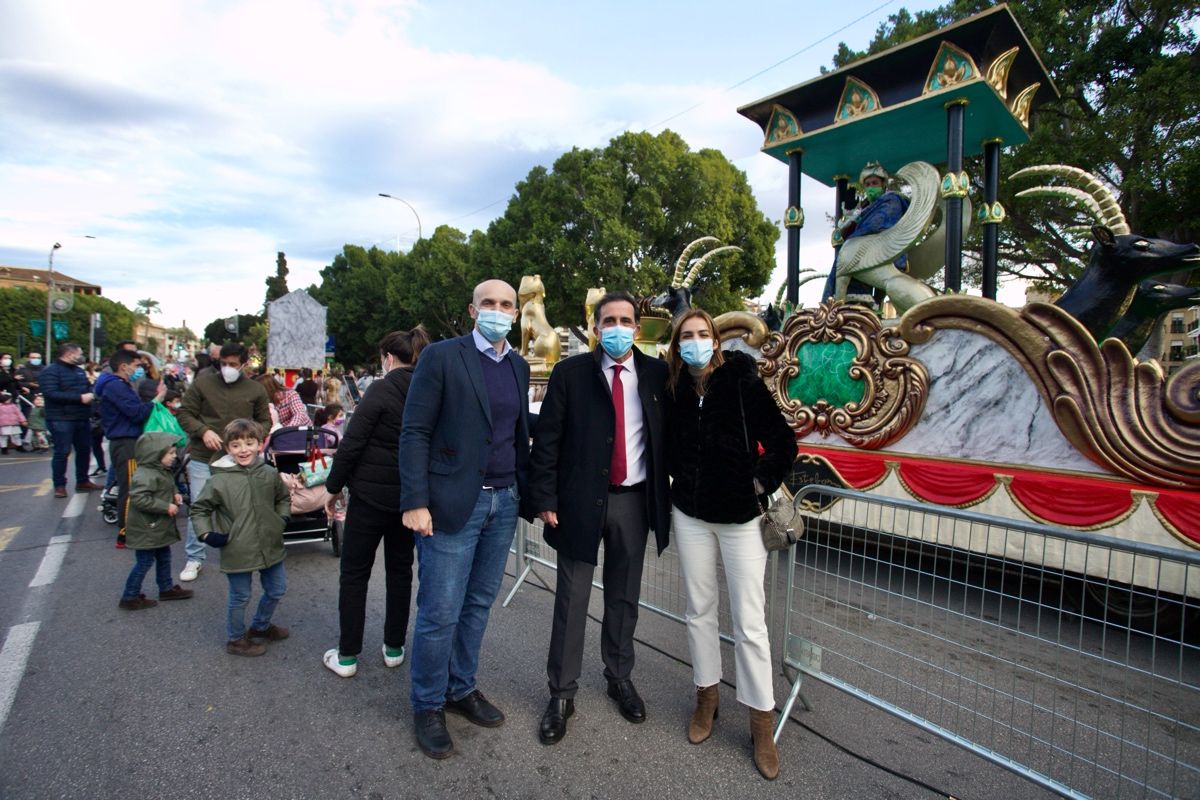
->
[666, 350, 797, 524]
[325, 366, 413, 512]
[529, 348, 670, 565]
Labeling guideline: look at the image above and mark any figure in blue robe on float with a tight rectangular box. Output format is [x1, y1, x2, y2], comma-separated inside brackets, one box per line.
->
[821, 161, 909, 307]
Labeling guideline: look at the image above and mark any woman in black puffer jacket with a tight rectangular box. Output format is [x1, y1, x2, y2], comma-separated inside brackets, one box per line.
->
[664, 309, 796, 780]
[321, 326, 430, 678]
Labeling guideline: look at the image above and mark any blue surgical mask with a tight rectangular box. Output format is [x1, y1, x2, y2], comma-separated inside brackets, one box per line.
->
[131, 366, 146, 382]
[600, 325, 636, 359]
[29, 358, 42, 366]
[679, 339, 714, 368]
[475, 309, 513, 343]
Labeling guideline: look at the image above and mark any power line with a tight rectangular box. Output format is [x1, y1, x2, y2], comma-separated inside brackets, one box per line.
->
[445, 0, 902, 227]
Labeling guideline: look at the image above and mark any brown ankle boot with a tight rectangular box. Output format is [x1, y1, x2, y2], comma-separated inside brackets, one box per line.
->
[750, 708, 780, 780]
[687, 684, 719, 744]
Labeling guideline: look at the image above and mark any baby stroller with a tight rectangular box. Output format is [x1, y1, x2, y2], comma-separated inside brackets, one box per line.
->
[101, 448, 190, 525]
[263, 425, 342, 555]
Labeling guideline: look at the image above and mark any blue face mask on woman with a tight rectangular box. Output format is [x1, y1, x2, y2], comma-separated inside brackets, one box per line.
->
[600, 326, 635, 359]
[679, 339, 714, 368]
[131, 366, 146, 382]
[475, 309, 514, 343]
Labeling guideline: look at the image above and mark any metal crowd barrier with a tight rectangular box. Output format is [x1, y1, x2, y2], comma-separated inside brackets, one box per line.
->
[505, 517, 755, 646]
[778, 485, 1200, 800]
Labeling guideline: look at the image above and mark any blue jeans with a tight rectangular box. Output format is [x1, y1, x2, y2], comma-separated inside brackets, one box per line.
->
[183, 459, 212, 563]
[122, 546, 173, 600]
[410, 485, 518, 712]
[226, 561, 287, 641]
[47, 418, 92, 488]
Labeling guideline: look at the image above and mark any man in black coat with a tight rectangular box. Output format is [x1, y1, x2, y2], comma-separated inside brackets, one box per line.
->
[529, 290, 670, 744]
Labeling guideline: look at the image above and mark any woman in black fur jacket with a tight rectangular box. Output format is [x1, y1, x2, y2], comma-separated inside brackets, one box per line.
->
[321, 326, 430, 678]
[664, 309, 796, 780]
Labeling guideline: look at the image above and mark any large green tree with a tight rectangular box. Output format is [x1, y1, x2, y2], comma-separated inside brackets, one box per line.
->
[832, 1, 1199, 290]
[388, 225, 494, 340]
[481, 130, 780, 328]
[309, 245, 414, 369]
[202, 313, 264, 347]
[0, 287, 139, 357]
[264, 251, 290, 307]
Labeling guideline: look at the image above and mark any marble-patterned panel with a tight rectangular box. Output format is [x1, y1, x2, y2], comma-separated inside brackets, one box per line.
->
[799, 328, 1105, 474]
[267, 290, 327, 369]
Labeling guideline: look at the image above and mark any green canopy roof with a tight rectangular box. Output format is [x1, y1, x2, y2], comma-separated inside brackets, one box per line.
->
[737, 4, 1057, 187]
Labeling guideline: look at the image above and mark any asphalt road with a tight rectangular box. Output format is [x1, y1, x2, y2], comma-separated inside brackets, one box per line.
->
[0, 450, 1058, 800]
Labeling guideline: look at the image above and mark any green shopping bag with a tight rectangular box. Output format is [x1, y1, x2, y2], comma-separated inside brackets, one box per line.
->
[143, 401, 187, 446]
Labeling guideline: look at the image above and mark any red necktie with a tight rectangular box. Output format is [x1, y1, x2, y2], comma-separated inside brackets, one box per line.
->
[610, 364, 626, 485]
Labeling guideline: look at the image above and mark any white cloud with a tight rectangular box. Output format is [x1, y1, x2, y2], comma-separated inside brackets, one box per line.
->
[1, 0, 972, 331]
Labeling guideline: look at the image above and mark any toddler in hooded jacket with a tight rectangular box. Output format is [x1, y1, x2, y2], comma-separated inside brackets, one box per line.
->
[118, 431, 195, 609]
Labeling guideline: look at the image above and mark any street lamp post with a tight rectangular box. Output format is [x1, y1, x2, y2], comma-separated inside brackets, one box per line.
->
[45, 243, 61, 356]
[378, 193, 422, 249]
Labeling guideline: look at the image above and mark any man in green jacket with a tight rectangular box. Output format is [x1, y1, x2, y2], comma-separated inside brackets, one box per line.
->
[176, 343, 271, 583]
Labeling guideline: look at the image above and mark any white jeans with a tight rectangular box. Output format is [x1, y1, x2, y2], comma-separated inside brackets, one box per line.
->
[672, 506, 774, 711]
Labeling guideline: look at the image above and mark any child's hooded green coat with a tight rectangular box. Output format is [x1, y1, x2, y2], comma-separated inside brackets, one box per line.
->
[189, 452, 290, 574]
[125, 431, 184, 550]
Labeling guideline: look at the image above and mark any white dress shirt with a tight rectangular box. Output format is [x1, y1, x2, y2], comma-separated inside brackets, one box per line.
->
[601, 352, 646, 486]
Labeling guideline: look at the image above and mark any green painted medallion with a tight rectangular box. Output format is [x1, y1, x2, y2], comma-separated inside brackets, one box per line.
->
[787, 340, 864, 407]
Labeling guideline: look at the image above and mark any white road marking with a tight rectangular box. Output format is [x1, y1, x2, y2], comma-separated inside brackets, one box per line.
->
[28, 536, 71, 588]
[0, 622, 40, 733]
[62, 492, 88, 518]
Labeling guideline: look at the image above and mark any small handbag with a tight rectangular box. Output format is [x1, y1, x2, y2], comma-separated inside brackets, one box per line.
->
[298, 445, 333, 487]
[737, 388, 803, 552]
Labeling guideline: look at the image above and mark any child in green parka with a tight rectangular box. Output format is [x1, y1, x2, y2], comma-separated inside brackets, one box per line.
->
[189, 418, 292, 657]
[119, 431, 195, 610]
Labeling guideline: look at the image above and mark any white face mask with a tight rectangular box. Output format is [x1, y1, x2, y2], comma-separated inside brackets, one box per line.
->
[220, 365, 241, 384]
[0, 358, 10, 368]
[272, 374, 284, 385]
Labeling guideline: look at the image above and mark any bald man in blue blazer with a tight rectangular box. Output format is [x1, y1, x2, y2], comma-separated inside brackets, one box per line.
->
[400, 278, 533, 760]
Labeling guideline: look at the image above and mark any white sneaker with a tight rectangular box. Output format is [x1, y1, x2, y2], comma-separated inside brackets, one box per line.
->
[382, 644, 406, 668]
[323, 648, 357, 677]
[179, 561, 202, 582]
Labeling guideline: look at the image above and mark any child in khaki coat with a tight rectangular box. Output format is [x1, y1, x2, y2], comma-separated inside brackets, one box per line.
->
[119, 431, 194, 609]
[189, 419, 291, 657]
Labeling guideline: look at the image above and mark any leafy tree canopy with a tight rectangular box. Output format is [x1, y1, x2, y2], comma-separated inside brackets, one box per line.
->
[0, 286, 139, 357]
[310, 245, 416, 368]
[481, 129, 779, 326]
[202, 313, 264, 348]
[265, 251, 290, 308]
[831, 1, 1199, 290]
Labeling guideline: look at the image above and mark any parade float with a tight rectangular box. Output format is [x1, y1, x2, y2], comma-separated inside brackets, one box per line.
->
[725, 4, 1200, 623]
[514, 5, 1198, 624]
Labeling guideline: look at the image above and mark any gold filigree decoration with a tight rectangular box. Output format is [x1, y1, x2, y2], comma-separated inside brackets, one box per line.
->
[985, 47, 1019, 100]
[1010, 83, 1040, 128]
[899, 296, 1200, 489]
[834, 77, 881, 123]
[760, 301, 929, 450]
[764, 105, 801, 147]
[923, 41, 979, 94]
[940, 170, 970, 199]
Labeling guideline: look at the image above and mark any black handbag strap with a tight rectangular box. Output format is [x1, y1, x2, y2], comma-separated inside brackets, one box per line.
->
[736, 386, 768, 516]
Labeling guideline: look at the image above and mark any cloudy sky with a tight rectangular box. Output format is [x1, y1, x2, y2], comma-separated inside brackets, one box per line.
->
[0, 0, 981, 333]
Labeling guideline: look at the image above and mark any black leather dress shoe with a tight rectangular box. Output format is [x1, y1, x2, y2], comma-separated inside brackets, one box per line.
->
[414, 709, 453, 759]
[607, 679, 646, 723]
[538, 697, 575, 745]
[445, 689, 505, 728]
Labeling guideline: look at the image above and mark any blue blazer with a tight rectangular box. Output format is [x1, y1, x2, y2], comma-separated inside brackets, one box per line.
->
[399, 333, 533, 533]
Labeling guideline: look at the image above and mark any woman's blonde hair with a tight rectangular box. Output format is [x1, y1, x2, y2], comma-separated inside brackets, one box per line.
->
[666, 308, 724, 397]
